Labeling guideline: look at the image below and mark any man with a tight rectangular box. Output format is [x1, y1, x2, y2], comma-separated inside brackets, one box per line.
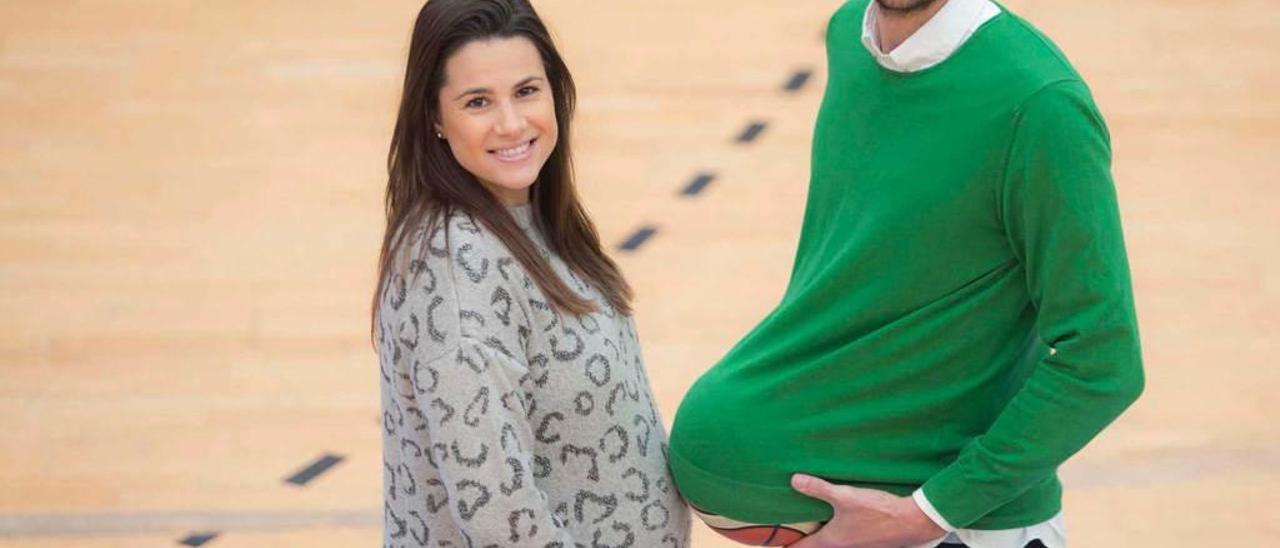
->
[668, 1, 1145, 547]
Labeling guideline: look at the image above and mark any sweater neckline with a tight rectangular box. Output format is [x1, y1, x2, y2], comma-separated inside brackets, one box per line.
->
[861, 4, 1009, 80]
[507, 202, 537, 235]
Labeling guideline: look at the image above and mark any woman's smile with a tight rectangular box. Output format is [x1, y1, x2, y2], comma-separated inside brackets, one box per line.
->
[490, 137, 537, 162]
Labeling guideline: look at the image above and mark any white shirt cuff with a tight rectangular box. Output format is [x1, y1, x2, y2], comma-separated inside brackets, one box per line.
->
[912, 488, 957, 533]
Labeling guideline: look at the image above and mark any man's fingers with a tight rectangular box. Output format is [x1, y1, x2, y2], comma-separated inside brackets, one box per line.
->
[791, 473, 836, 502]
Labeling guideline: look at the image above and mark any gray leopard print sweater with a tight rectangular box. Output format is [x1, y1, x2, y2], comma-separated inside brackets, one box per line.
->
[377, 203, 690, 548]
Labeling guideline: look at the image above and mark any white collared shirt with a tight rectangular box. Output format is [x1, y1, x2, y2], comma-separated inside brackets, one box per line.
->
[861, 0, 1001, 72]
[859, 1, 1068, 547]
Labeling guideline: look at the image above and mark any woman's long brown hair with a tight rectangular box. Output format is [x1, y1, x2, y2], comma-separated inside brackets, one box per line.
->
[371, 0, 632, 346]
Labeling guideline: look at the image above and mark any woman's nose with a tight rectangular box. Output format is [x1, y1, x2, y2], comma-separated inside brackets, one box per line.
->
[494, 101, 527, 135]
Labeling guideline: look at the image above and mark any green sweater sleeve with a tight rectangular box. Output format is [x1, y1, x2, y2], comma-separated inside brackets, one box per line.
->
[920, 80, 1146, 527]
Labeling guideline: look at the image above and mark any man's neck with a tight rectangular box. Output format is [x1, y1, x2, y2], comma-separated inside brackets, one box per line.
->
[875, 0, 952, 53]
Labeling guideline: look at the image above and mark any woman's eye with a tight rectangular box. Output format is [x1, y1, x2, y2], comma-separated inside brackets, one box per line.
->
[465, 97, 489, 109]
[517, 85, 539, 97]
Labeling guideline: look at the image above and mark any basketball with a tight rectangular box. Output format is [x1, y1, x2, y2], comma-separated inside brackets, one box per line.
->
[692, 505, 823, 546]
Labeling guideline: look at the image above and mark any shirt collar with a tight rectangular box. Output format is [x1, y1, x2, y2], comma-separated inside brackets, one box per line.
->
[860, 0, 1002, 73]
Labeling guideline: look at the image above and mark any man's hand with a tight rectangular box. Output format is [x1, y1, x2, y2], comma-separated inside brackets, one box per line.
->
[787, 474, 948, 548]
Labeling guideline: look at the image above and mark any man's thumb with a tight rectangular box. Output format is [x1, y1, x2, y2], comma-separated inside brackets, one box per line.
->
[790, 473, 834, 501]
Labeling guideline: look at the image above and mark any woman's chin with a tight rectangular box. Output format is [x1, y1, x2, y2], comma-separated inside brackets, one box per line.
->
[486, 170, 539, 192]
[480, 178, 535, 204]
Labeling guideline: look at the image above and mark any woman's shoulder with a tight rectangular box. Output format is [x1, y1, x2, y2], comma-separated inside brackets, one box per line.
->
[394, 208, 534, 340]
[424, 208, 535, 296]
[396, 208, 522, 282]
[379, 211, 534, 366]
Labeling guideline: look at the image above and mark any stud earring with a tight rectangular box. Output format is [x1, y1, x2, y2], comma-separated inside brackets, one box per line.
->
[436, 131, 444, 139]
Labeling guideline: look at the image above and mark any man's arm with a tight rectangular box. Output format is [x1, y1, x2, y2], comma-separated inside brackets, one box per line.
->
[788, 79, 1143, 547]
[920, 79, 1145, 527]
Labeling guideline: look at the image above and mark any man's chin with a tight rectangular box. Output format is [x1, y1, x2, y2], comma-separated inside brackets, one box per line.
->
[874, 0, 943, 15]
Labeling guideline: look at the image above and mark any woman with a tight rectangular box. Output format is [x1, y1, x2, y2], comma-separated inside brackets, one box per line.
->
[370, 1, 690, 546]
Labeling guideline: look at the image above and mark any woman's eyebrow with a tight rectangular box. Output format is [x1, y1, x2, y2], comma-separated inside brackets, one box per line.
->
[453, 86, 491, 100]
[513, 76, 546, 88]
[452, 77, 544, 101]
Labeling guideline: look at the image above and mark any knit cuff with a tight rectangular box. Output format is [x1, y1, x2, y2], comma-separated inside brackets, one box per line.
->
[912, 488, 957, 533]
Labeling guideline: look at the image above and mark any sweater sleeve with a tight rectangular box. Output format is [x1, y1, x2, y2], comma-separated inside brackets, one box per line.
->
[416, 334, 579, 546]
[401, 217, 577, 546]
[920, 80, 1145, 527]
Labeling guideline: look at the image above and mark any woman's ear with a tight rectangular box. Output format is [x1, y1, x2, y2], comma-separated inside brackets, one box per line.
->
[429, 109, 445, 140]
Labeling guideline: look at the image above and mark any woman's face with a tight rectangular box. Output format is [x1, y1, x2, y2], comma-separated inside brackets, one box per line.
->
[436, 36, 557, 206]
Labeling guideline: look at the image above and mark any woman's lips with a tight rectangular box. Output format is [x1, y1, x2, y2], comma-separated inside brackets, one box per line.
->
[490, 138, 537, 162]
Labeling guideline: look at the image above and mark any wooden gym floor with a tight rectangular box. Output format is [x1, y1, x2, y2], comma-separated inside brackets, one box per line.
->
[1, 0, 1276, 546]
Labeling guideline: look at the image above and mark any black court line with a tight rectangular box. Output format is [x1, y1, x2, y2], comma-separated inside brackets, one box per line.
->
[784, 70, 812, 92]
[285, 453, 344, 486]
[681, 172, 716, 196]
[179, 532, 218, 546]
[618, 227, 657, 252]
[736, 121, 767, 144]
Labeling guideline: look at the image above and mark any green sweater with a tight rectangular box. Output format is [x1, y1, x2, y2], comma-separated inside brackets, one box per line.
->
[669, 0, 1144, 530]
